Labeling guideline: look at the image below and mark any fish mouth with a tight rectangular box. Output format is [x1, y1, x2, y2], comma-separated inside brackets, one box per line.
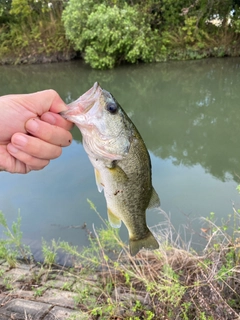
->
[79, 82, 102, 113]
[60, 82, 102, 120]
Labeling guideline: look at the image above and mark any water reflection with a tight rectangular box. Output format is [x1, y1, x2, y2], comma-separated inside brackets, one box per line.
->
[1, 58, 240, 257]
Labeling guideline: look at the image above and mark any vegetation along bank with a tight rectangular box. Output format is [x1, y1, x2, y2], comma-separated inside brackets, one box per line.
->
[1, 0, 240, 69]
[1, 197, 240, 319]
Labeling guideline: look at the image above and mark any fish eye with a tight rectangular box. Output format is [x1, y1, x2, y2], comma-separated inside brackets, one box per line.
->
[106, 103, 118, 114]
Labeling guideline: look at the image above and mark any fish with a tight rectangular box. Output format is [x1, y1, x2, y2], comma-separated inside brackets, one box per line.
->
[61, 82, 160, 256]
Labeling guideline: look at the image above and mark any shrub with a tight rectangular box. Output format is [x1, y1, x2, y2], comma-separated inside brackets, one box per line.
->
[62, 0, 97, 51]
[63, 2, 160, 69]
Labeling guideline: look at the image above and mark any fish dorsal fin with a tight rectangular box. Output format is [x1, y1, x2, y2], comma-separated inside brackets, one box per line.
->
[107, 208, 122, 228]
[94, 168, 104, 193]
[148, 187, 160, 209]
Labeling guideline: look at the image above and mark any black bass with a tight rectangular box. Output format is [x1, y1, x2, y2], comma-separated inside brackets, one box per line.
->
[61, 83, 160, 256]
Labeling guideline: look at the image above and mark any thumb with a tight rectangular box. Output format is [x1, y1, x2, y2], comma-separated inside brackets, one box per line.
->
[23, 90, 68, 115]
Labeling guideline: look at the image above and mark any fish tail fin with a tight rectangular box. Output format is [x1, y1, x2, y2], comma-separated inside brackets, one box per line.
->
[129, 231, 159, 256]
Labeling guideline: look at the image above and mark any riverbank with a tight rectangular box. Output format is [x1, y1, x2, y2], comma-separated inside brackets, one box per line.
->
[0, 51, 76, 66]
[0, 259, 89, 320]
[1, 40, 240, 70]
[1, 45, 240, 67]
[1, 208, 240, 319]
[0, 246, 239, 320]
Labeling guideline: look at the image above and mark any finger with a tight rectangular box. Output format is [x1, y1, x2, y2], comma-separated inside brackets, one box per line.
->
[25, 118, 72, 147]
[40, 112, 73, 131]
[6, 144, 49, 173]
[11, 133, 62, 160]
[0, 145, 27, 173]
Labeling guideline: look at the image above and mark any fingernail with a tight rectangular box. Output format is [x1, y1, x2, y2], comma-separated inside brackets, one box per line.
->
[41, 113, 56, 125]
[12, 134, 28, 147]
[26, 118, 39, 133]
[59, 103, 68, 111]
[7, 143, 19, 154]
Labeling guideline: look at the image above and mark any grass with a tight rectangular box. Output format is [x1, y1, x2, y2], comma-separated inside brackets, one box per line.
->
[1, 200, 240, 319]
[0, 210, 31, 267]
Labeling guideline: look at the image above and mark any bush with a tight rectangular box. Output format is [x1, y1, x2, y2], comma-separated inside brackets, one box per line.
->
[62, 0, 97, 51]
[63, 2, 160, 69]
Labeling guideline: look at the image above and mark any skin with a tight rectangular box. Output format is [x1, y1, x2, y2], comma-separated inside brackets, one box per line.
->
[0, 90, 73, 174]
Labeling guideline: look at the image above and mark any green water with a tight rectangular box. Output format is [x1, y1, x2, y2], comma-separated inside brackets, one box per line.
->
[0, 58, 240, 260]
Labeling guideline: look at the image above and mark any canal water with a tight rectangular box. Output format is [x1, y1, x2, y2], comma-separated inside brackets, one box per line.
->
[1, 58, 240, 260]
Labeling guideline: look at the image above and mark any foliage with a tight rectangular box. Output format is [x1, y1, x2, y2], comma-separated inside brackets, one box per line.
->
[0, 0, 12, 24]
[0, 0, 72, 63]
[0, 19, 71, 62]
[61, 0, 96, 50]
[160, 15, 210, 50]
[61, 0, 240, 69]
[156, 0, 187, 29]
[63, 2, 160, 69]
[1, 0, 240, 67]
[192, 0, 234, 27]
[0, 210, 31, 267]
[42, 238, 57, 267]
[10, 0, 33, 20]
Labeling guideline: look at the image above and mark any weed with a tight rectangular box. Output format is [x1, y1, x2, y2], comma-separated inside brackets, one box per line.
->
[3, 276, 13, 290]
[33, 286, 45, 297]
[62, 281, 72, 291]
[216, 248, 235, 282]
[31, 264, 45, 285]
[181, 301, 192, 320]
[0, 210, 31, 267]
[41, 238, 57, 267]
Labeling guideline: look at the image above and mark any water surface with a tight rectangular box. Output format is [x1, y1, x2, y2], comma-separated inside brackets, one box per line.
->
[1, 58, 240, 260]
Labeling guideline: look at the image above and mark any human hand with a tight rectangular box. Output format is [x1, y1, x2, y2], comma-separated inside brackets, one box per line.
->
[0, 90, 73, 173]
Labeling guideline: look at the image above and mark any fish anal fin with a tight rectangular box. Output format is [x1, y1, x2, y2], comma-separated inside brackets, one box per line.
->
[129, 230, 159, 256]
[107, 208, 122, 228]
[94, 168, 104, 193]
[148, 187, 160, 209]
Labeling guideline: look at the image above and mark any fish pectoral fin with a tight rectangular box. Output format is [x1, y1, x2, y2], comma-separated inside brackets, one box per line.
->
[147, 187, 160, 209]
[129, 230, 159, 256]
[94, 169, 104, 193]
[107, 208, 122, 228]
[107, 164, 128, 183]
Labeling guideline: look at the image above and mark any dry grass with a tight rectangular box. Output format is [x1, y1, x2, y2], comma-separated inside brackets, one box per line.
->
[69, 207, 240, 319]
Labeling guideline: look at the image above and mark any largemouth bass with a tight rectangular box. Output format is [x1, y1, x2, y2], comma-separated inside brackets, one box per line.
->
[61, 83, 160, 256]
